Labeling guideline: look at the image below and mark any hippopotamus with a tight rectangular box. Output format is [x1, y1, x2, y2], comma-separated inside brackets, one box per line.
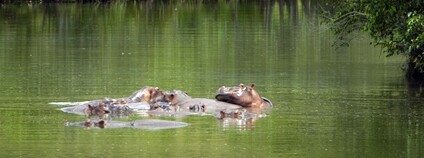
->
[84, 102, 110, 119]
[126, 86, 166, 103]
[58, 86, 168, 117]
[215, 83, 273, 108]
[162, 90, 243, 114]
[65, 119, 190, 130]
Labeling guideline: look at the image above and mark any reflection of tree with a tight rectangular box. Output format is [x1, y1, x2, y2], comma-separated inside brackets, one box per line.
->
[285, 0, 298, 24]
[255, 0, 318, 30]
[368, 98, 424, 157]
[407, 81, 424, 97]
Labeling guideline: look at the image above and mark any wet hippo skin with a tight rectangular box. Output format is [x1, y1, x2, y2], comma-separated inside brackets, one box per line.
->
[164, 90, 243, 113]
[215, 83, 273, 108]
[58, 86, 167, 116]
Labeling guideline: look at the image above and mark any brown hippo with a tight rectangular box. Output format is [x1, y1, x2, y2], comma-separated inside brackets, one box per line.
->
[163, 90, 243, 114]
[126, 86, 165, 103]
[215, 83, 273, 108]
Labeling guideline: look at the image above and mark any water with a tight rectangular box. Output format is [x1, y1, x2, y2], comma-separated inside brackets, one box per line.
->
[0, 1, 423, 157]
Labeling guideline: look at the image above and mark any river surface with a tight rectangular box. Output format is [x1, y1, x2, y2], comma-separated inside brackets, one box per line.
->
[0, 1, 423, 157]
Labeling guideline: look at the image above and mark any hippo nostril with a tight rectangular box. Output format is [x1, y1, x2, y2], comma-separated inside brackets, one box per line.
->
[200, 104, 206, 112]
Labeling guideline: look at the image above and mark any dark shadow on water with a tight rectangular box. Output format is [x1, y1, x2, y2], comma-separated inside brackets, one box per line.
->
[406, 80, 424, 98]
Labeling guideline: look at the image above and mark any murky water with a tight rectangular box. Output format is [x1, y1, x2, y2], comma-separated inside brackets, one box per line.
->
[0, 1, 423, 157]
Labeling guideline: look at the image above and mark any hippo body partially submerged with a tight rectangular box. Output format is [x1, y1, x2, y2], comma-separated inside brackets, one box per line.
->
[55, 84, 274, 130]
[56, 86, 167, 116]
[163, 90, 243, 114]
[60, 101, 151, 116]
[215, 83, 273, 108]
[65, 119, 190, 130]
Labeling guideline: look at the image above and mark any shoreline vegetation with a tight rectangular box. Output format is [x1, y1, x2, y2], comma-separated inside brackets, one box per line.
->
[322, 1, 424, 83]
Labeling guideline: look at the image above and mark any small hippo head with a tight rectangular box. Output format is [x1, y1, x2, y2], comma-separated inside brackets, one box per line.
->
[215, 83, 271, 108]
[85, 102, 110, 117]
[127, 86, 165, 103]
[84, 119, 106, 129]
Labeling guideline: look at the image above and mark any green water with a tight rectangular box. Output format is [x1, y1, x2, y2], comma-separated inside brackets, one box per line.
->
[0, 1, 423, 157]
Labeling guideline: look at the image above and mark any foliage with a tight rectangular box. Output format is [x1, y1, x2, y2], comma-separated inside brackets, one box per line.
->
[322, 0, 424, 81]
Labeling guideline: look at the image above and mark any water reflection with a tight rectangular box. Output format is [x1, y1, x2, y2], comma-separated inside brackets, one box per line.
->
[65, 119, 190, 130]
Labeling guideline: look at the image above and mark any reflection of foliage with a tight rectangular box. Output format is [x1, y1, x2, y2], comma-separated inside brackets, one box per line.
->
[1, 0, 218, 3]
[322, 1, 424, 81]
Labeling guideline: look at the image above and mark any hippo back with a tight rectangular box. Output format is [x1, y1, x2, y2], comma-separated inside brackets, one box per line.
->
[215, 83, 271, 108]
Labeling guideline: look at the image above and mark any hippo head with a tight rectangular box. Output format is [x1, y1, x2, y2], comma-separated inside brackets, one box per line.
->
[85, 102, 110, 117]
[163, 90, 192, 106]
[215, 83, 272, 108]
[127, 86, 165, 103]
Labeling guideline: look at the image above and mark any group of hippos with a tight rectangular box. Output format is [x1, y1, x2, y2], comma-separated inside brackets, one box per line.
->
[54, 83, 273, 130]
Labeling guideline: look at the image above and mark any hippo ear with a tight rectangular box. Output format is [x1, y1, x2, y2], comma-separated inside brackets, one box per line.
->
[150, 87, 160, 94]
[239, 83, 245, 89]
[249, 83, 255, 91]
